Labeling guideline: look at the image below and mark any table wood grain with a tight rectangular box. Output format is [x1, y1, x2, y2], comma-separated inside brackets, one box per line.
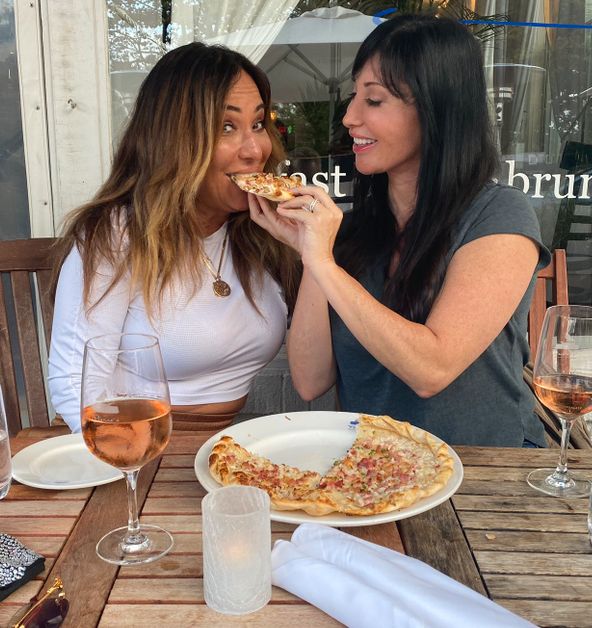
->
[450, 446, 592, 628]
[1, 432, 591, 627]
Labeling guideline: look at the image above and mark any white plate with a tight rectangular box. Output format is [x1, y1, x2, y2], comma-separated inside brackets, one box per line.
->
[194, 411, 464, 527]
[12, 433, 123, 490]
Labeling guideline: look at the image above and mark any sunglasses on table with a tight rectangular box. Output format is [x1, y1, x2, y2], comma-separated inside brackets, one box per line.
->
[9, 578, 69, 628]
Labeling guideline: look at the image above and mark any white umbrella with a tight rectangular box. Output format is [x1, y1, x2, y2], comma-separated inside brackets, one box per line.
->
[208, 6, 383, 110]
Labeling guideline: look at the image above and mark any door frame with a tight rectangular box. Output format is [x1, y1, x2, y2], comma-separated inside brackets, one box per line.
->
[15, 0, 112, 236]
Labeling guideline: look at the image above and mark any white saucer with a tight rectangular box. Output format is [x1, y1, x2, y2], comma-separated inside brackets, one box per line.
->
[12, 433, 123, 490]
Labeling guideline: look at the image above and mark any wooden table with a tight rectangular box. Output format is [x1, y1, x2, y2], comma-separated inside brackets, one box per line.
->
[1, 430, 592, 627]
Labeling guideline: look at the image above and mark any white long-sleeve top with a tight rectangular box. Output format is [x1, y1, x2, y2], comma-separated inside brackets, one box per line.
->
[48, 223, 287, 432]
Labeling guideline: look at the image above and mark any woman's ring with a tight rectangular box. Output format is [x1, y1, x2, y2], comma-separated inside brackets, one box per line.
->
[304, 198, 319, 213]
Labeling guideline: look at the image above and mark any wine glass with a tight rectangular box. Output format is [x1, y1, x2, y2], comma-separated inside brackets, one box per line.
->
[527, 305, 592, 497]
[81, 333, 173, 564]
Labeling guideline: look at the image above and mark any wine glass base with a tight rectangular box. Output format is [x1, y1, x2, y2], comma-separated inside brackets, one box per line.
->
[96, 524, 173, 565]
[527, 468, 591, 498]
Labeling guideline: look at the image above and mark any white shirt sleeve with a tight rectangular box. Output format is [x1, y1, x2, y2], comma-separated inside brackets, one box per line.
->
[48, 245, 131, 432]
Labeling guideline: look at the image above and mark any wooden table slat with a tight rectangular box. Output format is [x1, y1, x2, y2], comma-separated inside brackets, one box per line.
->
[500, 600, 592, 628]
[466, 529, 591, 553]
[142, 496, 202, 514]
[455, 446, 592, 467]
[98, 604, 342, 627]
[453, 494, 588, 513]
[1, 500, 89, 516]
[5, 484, 91, 499]
[458, 511, 587, 533]
[159, 454, 197, 467]
[0, 517, 77, 536]
[155, 468, 201, 482]
[475, 550, 592, 576]
[149, 481, 206, 497]
[458, 479, 572, 497]
[398, 501, 488, 595]
[109, 577, 298, 603]
[461, 466, 533, 481]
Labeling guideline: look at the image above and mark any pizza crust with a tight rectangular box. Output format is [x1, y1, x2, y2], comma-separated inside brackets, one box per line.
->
[359, 414, 455, 484]
[306, 415, 454, 516]
[207, 415, 455, 517]
[208, 435, 325, 512]
[230, 172, 302, 202]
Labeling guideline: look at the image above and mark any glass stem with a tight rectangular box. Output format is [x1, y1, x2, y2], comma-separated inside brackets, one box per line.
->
[555, 418, 572, 478]
[124, 470, 142, 544]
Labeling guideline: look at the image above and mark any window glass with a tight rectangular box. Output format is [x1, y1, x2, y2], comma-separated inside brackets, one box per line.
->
[0, 0, 30, 239]
[476, 0, 592, 304]
[106, 0, 592, 304]
[108, 1, 166, 143]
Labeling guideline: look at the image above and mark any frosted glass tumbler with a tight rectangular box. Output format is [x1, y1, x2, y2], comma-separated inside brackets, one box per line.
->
[0, 387, 11, 499]
[202, 486, 271, 614]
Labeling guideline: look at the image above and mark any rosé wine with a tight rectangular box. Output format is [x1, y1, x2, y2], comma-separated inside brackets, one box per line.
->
[82, 398, 171, 471]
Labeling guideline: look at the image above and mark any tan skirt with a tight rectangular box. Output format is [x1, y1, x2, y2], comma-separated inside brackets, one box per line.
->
[170, 410, 236, 432]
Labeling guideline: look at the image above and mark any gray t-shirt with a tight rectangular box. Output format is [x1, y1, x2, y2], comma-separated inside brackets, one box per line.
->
[330, 183, 551, 447]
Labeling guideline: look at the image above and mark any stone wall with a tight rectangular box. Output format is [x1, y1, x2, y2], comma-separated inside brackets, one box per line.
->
[238, 344, 336, 421]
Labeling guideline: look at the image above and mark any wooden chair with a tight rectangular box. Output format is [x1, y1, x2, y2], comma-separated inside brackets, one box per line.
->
[527, 248, 568, 359]
[524, 248, 591, 448]
[0, 238, 59, 435]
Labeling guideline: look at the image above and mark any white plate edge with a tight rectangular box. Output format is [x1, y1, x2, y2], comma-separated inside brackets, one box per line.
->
[11, 433, 123, 490]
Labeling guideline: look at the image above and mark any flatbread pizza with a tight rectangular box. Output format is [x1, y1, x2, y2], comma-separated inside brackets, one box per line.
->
[230, 172, 302, 202]
[208, 435, 325, 512]
[208, 414, 455, 516]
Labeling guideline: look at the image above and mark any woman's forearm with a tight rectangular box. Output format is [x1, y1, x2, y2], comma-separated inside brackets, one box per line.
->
[287, 269, 336, 400]
[305, 235, 539, 397]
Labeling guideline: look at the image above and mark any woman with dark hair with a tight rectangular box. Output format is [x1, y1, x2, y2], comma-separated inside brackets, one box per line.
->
[49, 42, 300, 433]
[249, 13, 550, 446]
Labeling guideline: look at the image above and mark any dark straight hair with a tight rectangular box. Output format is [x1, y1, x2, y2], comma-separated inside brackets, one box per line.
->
[336, 13, 499, 323]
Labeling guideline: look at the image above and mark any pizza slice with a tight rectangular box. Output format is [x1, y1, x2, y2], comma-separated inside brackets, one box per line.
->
[310, 415, 455, 515]
[208, 435, 329, 512]
[230, 172, 302, 202]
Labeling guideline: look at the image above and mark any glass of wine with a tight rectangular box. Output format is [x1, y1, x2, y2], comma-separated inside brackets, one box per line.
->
[527, 305, 592, 497]
[81, 332, 173, 564]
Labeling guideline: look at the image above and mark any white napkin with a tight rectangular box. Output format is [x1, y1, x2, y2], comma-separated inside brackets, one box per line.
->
[271, 523, 536, 628]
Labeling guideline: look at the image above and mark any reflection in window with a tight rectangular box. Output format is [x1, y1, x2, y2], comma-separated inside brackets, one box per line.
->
[477, 0, 592, 304]
[105, 0, 592, 303]
[108, 1, 169, 143]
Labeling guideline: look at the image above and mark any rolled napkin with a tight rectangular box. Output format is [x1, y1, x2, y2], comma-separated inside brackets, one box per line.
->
[272, 523, 535, 628]
[273, 539, 422, 627]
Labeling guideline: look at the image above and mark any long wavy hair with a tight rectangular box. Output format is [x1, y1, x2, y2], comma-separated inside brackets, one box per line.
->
[336, 14, 499, 323]
[54, 42, 300, 315]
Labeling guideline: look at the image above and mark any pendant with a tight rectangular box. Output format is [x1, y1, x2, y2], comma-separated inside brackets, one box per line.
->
[213, 279, 231, 297]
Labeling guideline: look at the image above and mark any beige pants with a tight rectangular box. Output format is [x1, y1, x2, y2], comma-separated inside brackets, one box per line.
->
[170, 410, 236, 432]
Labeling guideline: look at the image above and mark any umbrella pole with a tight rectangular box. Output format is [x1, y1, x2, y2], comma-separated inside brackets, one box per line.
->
[328, 42, 342, 175]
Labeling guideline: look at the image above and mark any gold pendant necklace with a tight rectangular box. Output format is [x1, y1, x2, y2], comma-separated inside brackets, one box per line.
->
[201, 229, 231, 297]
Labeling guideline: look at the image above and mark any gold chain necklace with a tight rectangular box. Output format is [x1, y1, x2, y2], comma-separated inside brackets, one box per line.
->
[201, 229, 231, 297]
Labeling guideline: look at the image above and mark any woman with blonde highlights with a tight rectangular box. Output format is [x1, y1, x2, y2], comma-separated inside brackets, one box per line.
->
[49, 42, 300, 433]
